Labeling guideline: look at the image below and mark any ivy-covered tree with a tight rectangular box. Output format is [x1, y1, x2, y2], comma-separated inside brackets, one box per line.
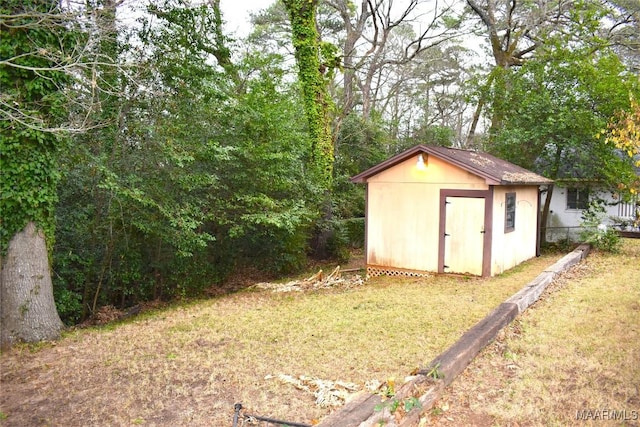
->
[282, 0, 336, 257]
[282, 0, 334, 190]
[0, 0, 72, 346]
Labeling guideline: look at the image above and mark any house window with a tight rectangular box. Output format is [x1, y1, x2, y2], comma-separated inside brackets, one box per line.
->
[505, 192, 516, 232]
[567, 188, 589, 210]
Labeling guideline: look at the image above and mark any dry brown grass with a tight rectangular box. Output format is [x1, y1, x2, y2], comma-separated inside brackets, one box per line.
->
[0, 248, 610, 427]
[429, 239, 640, 427]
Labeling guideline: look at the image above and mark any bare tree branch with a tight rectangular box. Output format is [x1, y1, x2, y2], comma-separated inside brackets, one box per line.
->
[327, 0, 466, 119]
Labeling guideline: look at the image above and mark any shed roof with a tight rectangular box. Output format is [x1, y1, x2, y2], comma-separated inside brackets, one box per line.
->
[351, 144, 553, 186]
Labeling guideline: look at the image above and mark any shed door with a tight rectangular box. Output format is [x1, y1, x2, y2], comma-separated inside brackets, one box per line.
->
[444, 197, 485, 275]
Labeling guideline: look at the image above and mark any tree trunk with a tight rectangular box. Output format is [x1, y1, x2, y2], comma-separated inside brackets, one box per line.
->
[283, 0, 335, 257]
[466, 91, 486, 148]
[540, 184, 554, 245]
[1, 222, 63, 348]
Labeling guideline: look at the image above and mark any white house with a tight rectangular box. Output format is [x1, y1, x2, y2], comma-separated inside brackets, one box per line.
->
[542, 179, 639, 242]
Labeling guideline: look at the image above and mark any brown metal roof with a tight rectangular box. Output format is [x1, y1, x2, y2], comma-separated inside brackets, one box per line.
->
[350, 144, 553, 185]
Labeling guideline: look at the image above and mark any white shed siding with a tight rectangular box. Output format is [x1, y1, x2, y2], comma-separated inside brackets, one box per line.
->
[366, 156, 487, 272]
[491, 186, 539, 275]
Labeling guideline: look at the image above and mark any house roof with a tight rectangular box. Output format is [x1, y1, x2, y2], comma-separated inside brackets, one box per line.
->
[351, 144, 553, 186]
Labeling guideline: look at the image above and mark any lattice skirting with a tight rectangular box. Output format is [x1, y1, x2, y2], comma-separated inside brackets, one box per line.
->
[366, 265, 432, 279]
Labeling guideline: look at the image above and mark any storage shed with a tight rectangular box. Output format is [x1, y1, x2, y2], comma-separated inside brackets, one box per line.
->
[351, 145, 553, 277]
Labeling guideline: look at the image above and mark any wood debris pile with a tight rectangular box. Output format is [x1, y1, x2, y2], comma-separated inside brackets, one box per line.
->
[268, 374, 360, 408]
[253, 266, 364, 292]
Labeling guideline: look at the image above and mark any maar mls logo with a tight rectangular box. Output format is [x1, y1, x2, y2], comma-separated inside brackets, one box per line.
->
[576, 409, 639, 421]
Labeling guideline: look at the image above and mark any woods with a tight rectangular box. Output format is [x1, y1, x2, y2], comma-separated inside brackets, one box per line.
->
[1, 0, 639, 342]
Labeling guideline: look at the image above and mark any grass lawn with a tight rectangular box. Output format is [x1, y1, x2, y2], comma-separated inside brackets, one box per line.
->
[0, 242, 636, 426]
[428, 238, 640, 427]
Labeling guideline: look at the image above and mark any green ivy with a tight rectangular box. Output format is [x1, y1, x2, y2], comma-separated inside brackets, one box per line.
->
[0, 129, 61, 253]
[0, 1, 73, 254]
[282, 0, 335, 192]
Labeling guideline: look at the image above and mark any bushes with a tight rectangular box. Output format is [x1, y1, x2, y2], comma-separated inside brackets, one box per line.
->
[580, 225, 621, 253]
[51, 46, 323, 323]
[579, 200, 622, 253]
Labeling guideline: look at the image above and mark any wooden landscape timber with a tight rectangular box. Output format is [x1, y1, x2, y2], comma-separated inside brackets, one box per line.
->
[618, 230, 640, 239]
[318, 244, 591, 427]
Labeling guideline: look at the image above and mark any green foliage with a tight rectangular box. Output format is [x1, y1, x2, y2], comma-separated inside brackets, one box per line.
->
[404, 397, 421, 412]
[53, 1, 317, 319]
[333, 114, 390, 219]
[579, 200, 622, 253]
[541, 238, 576, 254]
[489, 48, 639, 187]
[604, 97, 640, 196]
[329, 113, 391, 259]
[53, 287, 83, 326]
[319, 40, 341, 79]
[282, 0, 334, 192]
[425, 362, 444, 380]
[0, 130, 61, 252]
[323, 218, 350, 263]
[342, 217, 365, 249]
[374, 397, 422, 414]
[402, 124, 455, 150]
[0, 1, 72, 253]
[211, 52, 317, 272]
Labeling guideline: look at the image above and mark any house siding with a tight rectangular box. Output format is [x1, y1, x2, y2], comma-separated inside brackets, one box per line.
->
[491, 186, 539, 275]
[543, 185, 639, 242]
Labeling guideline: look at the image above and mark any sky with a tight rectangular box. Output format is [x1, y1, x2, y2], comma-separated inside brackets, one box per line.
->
[220, 0, 274, 35]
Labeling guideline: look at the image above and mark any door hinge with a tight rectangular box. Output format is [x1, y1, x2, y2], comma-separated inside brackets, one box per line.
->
[444, 233, 450, 237]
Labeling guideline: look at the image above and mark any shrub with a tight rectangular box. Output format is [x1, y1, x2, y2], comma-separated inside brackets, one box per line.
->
[579, 200, 621, 253]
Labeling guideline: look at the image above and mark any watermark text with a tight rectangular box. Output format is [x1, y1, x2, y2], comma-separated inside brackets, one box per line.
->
[576, 409, 638, 421]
